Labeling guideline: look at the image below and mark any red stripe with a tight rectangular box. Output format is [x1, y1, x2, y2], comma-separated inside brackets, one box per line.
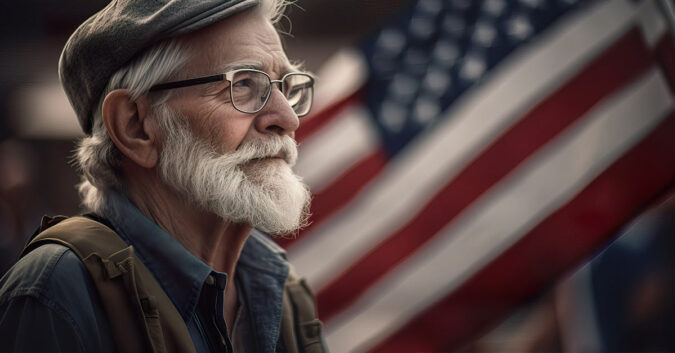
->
[316, 28, 652, 321]
[276, 149, 389, 248]
[369, 111, 675, 353]
[654, 32, 675, 92]
[295, 88, 364, 142]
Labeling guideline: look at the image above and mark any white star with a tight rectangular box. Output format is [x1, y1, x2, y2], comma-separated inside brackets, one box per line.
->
[389, 73, 419, 102]
[380, 101, 408, 132]
[433, 40, 460, 67]
[506, 14, 533, 40]
[460, 53, 486, 81]
[413, 96, 441, 125]
[423, 67, 451, 96]
[376, 29, 406, 56]
[483, 0, 506, 17]
[472, 21, 496, 47]
[519, 0, 542, 8]
[417, 0, 443, 15]
[450, 0, 471, 10]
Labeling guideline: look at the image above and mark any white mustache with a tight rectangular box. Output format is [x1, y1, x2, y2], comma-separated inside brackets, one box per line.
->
[226, 135, 298, 167]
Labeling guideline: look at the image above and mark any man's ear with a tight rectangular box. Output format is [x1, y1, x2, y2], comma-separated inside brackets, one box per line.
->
[102, 89, 160, 169]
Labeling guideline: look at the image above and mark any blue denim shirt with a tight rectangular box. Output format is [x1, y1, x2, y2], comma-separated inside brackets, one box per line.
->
[0, 190, 290, 353]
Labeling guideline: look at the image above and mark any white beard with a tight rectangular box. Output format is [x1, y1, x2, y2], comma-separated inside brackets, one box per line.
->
[155, 106, 311, 235]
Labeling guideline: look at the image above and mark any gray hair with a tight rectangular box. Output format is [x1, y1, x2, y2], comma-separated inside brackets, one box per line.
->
[74, 0, 291, 213]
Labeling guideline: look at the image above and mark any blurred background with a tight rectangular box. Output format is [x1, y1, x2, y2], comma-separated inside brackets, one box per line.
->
[1, 0, 674, 352]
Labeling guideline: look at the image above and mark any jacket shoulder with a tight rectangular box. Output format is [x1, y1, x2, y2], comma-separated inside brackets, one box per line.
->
[0, 243, 88, 301]
[0, 243, 115, 353]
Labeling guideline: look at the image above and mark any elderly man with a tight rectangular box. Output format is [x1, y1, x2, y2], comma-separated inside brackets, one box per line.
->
[0, 0, 324, 352]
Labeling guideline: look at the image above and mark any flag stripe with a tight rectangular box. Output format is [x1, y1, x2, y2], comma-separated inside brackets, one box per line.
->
[324, 69, 674, 353]
[295, 88, 363, 143]
[295, 106, 379, 192]
[279, 149, 388, 248]
[289, 0, 638, 289]
[303, 150, 388, 232]
[315, 27, 653, 321]
[369, 111, 675, 352]
[655, 32, 675, 91]
[310, 47, 368, 114]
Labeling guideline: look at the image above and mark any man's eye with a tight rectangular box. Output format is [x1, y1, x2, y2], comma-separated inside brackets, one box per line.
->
[233, 78, 255, 88]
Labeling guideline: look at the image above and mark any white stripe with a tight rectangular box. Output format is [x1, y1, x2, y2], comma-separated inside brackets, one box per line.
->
[325, 69, 674, 353]
[635, 0, 668, 47]
[289, 0, 638, 289]
[295, 106, 378, 192]
[312, 48, 368, 112]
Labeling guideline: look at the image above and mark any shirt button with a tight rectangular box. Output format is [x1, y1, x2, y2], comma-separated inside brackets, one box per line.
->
[205, 275, 215, 286]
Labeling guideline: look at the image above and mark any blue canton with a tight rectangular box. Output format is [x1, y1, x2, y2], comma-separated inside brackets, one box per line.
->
[362, 0, 593, 155]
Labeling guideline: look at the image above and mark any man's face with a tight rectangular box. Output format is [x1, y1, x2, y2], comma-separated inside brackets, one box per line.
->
[166, 8, 300, 154]
[153, 9, 311, 234]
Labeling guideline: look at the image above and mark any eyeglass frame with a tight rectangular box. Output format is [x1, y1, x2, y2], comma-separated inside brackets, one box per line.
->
[148, 68, 315, 117]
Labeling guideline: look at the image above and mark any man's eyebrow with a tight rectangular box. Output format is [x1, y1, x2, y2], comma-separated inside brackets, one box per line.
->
[211, 60, 312, 77]
[215, 61, 264, 73]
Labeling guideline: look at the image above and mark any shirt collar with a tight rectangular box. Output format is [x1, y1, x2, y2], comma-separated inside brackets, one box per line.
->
[99, 189, 290, 328]
[237, 229, 289, 352]
[239, 229, 289, 276]
[100, 189, 216, 322]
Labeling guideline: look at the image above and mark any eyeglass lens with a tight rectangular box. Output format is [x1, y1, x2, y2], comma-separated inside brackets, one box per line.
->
[230, 70, 313, 116]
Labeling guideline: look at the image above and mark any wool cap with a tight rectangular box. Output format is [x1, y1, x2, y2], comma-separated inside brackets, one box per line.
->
[59, 0, 260, 134]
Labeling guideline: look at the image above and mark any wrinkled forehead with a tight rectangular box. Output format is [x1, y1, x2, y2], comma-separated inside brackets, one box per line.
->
[178, 8, 295, 78]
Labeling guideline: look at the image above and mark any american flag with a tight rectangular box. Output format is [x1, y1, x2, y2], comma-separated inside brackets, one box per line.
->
[283, 0, 675, 351]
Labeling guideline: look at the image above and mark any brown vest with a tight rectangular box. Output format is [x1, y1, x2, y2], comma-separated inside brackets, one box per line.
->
[22, 216, 326, 353]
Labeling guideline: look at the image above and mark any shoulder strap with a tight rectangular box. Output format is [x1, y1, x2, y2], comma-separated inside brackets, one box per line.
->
[21, 216, 196, 353]
[281, 265, 327, 353]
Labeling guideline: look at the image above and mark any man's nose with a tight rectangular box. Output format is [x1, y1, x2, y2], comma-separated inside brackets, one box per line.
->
[254, 88, 300, 136]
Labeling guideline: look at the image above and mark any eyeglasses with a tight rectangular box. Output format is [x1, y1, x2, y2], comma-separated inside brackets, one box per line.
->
[149, 68, 315, 117]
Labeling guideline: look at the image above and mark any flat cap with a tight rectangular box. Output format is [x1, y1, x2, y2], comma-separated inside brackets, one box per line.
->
[59, 0, 260, 134]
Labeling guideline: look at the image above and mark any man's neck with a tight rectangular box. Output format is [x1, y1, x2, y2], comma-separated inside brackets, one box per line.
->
[124, 171, 251, 278]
